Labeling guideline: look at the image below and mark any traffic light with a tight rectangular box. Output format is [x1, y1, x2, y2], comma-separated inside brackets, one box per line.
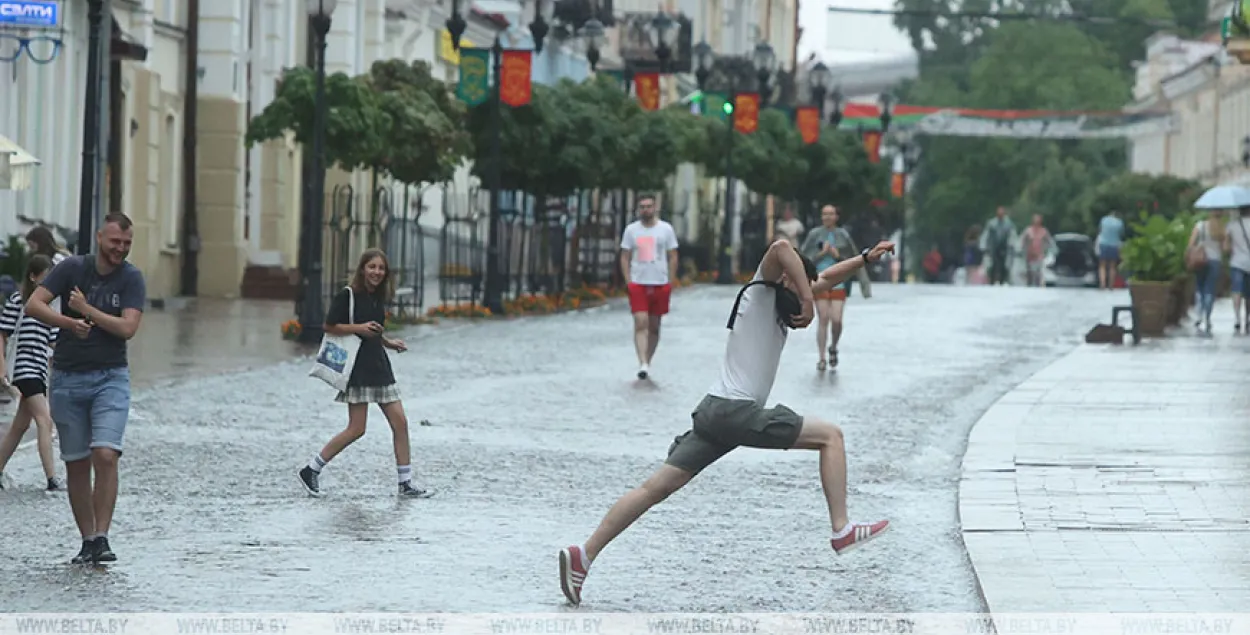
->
[722, 101, 733, 115]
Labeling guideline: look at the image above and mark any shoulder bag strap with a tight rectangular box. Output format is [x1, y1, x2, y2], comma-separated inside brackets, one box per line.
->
[727, 280, 778, 330]
[344, 286, 355, 326]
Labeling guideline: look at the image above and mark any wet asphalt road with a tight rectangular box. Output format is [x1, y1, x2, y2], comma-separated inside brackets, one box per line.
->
[0, 284, 1120, 613]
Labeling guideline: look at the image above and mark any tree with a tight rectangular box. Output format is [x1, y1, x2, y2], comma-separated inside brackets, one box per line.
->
[245, 67, 388, 172]
[366, 59, 473, 186]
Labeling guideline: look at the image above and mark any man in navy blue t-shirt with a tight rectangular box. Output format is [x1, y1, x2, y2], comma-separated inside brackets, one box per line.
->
[26, 212, 146, 565]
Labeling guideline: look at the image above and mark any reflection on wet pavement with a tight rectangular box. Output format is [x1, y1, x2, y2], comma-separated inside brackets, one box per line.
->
[0, 285, 1120, 613]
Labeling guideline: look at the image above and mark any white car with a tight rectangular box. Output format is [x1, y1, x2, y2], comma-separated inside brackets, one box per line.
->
[1043, 233, 1098, 288]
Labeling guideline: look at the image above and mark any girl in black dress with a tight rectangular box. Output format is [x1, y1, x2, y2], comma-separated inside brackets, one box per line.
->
[298, 249, 432, 498]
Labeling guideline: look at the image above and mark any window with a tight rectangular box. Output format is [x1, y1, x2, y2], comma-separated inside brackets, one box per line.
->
[161, 0, 177, 25]
[164, 115, 180, 248]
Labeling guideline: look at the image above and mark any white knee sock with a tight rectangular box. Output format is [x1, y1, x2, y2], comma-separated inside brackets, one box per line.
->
[397, 465, 412, 484]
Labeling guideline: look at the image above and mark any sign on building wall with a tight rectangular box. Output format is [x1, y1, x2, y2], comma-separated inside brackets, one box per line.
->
[0, 0, 59, 28]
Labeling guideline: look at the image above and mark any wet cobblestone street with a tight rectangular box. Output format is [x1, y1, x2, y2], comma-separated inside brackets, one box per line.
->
[0, 285, 1120, 613]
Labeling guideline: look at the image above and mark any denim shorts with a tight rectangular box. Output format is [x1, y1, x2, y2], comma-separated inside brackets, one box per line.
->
[49, 367, 132, 462]
[1232, 268, 1249, 296]
[1098, 244, 1120, 262]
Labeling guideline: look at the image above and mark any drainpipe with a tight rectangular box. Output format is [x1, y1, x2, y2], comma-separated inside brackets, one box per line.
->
[181, 0, 200, 295]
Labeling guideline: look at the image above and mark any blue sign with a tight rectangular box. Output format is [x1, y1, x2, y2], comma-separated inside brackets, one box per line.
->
[0, 1, 59, 28]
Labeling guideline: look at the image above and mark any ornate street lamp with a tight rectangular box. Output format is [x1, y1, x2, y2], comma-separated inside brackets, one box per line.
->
[296, 0, 339, 343]
[808, 61, 831, 119]
[879, 92, 895, 132]
[446, 0, 549, 315]
[752, 41, 777, 102]
[892, 131, 921, 285]
[650, 12, 679, 71]
[709, 42, 779, 284]
[693, 40, 713, 91]
[581, 18, 606, 70]
[829, 85, 844, 128]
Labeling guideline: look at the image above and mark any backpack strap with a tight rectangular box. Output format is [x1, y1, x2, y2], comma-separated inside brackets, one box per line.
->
[727, 279, 782, 330]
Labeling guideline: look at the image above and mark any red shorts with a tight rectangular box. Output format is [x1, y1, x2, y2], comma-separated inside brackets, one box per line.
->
[627, 283, 672, 316]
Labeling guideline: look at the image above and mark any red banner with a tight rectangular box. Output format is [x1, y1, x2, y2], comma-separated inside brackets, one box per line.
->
[634, 73, 660, 111]
[499, 50, 532, 107]
[733, 93, 760, 134]
[862, 130, 882, 163]
[891, 172, 906, 198]
[795, 106, 820, 144]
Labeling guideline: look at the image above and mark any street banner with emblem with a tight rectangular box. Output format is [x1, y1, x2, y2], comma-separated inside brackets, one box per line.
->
[891, 172, 906, 198]
[634, 73, 660, 110]
[862, 130, 882, 163]
[456, 48, 490, 106]
[734, 93, 760, 134]
[795, 106, 820, 144]
[499, 50, 533, 107]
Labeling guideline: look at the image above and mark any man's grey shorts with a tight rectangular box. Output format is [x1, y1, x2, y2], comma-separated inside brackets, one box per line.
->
[49, 367, 131, 462]
[665, 395, 805, 474]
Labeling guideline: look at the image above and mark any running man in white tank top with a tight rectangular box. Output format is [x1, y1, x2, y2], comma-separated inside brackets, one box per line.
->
[557, 238, 897, 606]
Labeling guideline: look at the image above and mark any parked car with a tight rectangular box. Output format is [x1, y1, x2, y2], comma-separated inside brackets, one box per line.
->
[1043, 233, 1098, 288]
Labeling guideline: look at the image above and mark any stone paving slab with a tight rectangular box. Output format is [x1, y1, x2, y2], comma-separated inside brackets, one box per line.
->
[960, 302, 1250, 613]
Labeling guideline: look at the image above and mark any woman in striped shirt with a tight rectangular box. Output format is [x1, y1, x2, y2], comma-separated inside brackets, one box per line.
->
[0, 255, 62, 491]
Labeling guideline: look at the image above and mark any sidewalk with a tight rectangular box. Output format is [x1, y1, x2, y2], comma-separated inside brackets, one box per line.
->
[960, 302, 1250, 613]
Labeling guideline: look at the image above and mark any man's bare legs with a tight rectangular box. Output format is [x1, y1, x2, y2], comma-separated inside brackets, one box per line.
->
[584, 464, 693, 562]
[632, 312, 650, 368]
[645, 315, 662, 364]
[791, 418, 850, 532]
[65, 458, 95, 537]
[90, 448, 121, 536]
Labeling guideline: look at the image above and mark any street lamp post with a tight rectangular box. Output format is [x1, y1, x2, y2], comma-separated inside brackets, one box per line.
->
[808, 61, 831, 120]
[828, 86, 844, 129]
[76, 0, 106, 256]
[697, 42, 775, 285]
[447, 0, 549, 315]
[805, 62, 832, 227]
[895, 135, 920, 284]
[297, 0, 337, 344]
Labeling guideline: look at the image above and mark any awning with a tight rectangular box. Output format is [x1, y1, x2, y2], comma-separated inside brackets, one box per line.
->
[0, 133, 41, 191]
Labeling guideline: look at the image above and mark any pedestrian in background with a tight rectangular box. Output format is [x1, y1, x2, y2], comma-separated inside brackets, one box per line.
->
[982, 207, 1016, 286]
[774, 206, 804, 249]
[0, 255, 61, 492]
[963, 225, 984, 285]
[1096, 210, 1125, 290]
[26, 226, 71, 266]
[619, 194, 679, 380]
[1224, 207, 1250, 331]
[1188, 212, 1225, 334]
[800, 205, 869, 371]
[25, 213, 147, 566]
[298, 248, 433, 499]
[1020, 215, 1054, 287]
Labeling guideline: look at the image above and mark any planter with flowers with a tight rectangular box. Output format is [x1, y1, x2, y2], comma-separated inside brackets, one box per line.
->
[1120, 213, 1191, 337]
[280, 319, 302, 341]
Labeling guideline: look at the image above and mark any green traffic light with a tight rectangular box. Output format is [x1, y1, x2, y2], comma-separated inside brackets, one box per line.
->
[722, 102, 733, 114]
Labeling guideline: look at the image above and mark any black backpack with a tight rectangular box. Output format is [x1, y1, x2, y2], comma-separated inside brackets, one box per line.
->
[726, 280, 803, 333]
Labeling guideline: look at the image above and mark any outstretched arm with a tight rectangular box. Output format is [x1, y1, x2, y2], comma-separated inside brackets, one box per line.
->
[812, 241, 895, 294]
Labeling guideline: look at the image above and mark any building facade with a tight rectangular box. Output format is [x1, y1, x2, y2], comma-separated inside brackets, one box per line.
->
[1125, 31, 1250, 186]
[0, 0, 189, 301]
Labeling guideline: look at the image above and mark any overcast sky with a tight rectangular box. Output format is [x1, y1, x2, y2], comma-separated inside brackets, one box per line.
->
[798, 0, 915, 64]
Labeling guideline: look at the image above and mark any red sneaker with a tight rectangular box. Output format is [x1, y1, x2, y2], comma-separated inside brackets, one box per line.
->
[831, 520, 890, 555]
[559, 545, 589, 605]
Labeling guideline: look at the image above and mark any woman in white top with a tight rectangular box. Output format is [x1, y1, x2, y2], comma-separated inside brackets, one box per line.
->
[1188, 213, 1226, 333]
[1225, 208, 1250, 331]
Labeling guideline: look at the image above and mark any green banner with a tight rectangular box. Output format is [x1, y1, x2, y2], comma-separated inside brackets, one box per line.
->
[457, 48, 490, 106]
[702, 92, 727, 121]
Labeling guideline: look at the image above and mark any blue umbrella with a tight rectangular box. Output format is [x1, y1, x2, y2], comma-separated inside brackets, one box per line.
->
[1193, 183, 1250, 209]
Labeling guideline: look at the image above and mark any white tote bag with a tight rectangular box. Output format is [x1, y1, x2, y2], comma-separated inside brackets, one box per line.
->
[308, 287, 361, 392]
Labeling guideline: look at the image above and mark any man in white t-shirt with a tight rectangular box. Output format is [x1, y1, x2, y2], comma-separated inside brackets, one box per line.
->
[619, 194, 679, 379]
[558, 238, 896, 606]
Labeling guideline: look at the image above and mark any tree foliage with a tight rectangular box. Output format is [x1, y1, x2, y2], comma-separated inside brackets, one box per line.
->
[245, 61, 470, 186]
